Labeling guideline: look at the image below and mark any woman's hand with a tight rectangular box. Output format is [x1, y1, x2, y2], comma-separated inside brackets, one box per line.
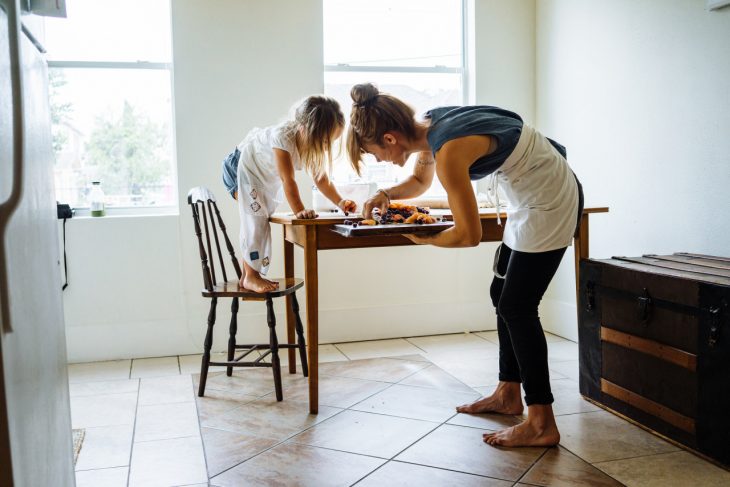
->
[338, 199, 357, 215]
[361, 190, 389, 218]
[403, 233, 430, 245]
[295, 208, 318, 219]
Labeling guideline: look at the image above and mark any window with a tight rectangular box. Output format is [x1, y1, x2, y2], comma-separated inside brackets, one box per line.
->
[45, 0, 176, 212]
[323, 0, 467, 197]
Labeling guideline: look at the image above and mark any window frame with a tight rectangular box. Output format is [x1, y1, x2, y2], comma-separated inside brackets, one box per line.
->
[323, 0, 473, 197]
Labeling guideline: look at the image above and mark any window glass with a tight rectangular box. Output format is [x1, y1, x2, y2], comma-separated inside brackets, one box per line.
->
[324, 0, 462, 68]
[45, 0, 176, 211]
[44, 0, 172, 62]
[323, 0, 465, 197]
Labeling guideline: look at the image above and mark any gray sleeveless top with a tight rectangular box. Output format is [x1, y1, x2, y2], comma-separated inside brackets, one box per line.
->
[425, 106, 566, 180]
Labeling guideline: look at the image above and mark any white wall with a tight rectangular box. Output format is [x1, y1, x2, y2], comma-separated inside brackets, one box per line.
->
[536, 0, 730, 340]
[65, 0, 542, 362]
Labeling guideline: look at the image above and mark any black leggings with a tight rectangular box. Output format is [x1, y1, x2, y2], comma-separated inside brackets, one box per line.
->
[490, 243, 566, 405]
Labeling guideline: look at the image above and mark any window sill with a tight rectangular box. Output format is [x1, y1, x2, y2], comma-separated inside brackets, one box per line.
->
[70, 206, 178, 219]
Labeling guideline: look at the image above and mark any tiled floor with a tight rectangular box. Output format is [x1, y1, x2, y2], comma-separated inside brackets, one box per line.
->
[68, 332, 730, 487]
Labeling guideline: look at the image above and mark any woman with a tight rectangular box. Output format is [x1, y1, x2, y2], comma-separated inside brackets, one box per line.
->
[348, 83, 583, 448]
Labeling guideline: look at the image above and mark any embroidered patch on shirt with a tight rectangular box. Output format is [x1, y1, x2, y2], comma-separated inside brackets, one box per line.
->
[249, 188, 258, 200]
[262, 257, 270, 267]
[250, 201, 261, 213]
[250, 251, 260, 261]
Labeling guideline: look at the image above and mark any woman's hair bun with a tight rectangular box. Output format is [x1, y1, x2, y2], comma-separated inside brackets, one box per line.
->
[351, 83, 380, 107]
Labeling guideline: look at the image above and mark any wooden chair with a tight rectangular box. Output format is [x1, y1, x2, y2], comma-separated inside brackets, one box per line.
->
[187, 187, 308, 401]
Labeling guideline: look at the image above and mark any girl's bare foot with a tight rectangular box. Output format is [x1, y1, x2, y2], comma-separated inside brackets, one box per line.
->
[483, 404, 560, 447]
[456, 381, 524, 415]
[240, 262, 279, 293]
[241, 273, 279, 293]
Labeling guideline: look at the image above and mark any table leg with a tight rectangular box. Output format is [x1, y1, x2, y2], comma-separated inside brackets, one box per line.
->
[284, 236, 296, 374]
[574, 213, 590, 302]
[303, 226, 319, 414]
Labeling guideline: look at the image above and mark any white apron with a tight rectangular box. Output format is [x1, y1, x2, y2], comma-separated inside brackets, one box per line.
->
[489, 124, 579, 254]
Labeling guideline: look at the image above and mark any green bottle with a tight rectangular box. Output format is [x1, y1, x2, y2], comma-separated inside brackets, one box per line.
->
[89, 181, 106, 217]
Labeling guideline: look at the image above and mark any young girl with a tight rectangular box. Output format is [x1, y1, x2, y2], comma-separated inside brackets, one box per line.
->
[222, 95, 356, 293]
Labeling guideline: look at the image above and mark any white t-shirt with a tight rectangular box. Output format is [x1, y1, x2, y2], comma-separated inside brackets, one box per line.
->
[237, 121, 302, 193]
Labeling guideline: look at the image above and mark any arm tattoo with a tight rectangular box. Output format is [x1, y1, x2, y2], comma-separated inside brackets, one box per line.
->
[416, 153, 435, 166]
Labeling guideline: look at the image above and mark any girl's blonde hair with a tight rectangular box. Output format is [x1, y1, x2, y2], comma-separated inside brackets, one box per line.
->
[293, 95, 344, 178]
[346, 83, 417, 176]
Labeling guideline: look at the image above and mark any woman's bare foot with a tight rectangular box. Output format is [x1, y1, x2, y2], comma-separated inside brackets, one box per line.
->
[483, 404, 560, 447]
[456, 381, 524, 415]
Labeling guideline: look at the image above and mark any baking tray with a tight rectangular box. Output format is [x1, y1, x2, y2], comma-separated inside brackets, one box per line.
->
[331, 221, 454, 237]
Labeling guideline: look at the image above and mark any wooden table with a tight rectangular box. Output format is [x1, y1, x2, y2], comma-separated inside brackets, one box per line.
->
[271, 207, 608, 413]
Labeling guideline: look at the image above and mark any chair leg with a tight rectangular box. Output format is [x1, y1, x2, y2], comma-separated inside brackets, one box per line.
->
[199, 297, 217, 397]
[266, 295, 283, 401]
[292, 292, 309, 378]
[227, 297, 239, 377]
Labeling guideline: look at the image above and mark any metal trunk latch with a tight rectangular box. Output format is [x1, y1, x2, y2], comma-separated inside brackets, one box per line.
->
[585, 281, 595, 312]
[708, 304, 724, 348]
[638, 288, 652, 324]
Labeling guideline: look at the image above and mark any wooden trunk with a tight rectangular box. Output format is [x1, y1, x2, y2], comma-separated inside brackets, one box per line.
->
[578, 253, 730, 467]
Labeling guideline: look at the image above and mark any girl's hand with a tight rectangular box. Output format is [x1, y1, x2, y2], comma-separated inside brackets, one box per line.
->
[337, 199, 357, 215]
[295, 208, 318, 219]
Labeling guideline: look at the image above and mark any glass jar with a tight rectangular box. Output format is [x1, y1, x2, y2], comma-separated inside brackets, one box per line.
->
[89, 181, 106, 217]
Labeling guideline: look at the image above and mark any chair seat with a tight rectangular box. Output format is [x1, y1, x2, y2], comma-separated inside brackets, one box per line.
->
[202, 277, 304, 298]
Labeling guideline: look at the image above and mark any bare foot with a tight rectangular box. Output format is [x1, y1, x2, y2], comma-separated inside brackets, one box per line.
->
[483, 405, 560, 447]
[241, 273, 279, 293]
[456, 381, 524, 415]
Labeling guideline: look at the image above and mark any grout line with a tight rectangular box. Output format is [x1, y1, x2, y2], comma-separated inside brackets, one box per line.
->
[514, 447, 549, 484]
[125, 373, 141, 487]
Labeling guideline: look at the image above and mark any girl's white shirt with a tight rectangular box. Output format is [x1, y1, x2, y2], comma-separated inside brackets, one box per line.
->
[236, 121, 302, 201]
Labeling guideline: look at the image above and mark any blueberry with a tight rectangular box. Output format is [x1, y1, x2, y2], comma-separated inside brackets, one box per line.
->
[343, 219, 352, 225]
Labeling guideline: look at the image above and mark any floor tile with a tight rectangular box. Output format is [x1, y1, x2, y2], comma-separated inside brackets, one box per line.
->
[128, 436, 207, 487]
[283, 374, 391, 409]
[396, 423, 545, 481]
[398, 364, 477, 393]
[138, 374, 195, 405]
[71, 392, 138, 428]
[548, 360, 579, 382]
[202, 395, 341, 441]
[196, 388, 260, 424]
[595, 450, 730, 487]
[318, 357, 429, 383]
[475, 330, 500, 343]
[201, 427, 279, 477]
[351, 383, 479, 423]
[270, 343, 349, 365]
[130, 356, 180, 378]
[291, 410, 437, 458]
[521, 445, 623, 486]
[75, 424, 133, 471]
[68, 360, 131, 383]
[547, 341, 579, 362]
[427, 356, 503, 388]
[335, 338, 424, 360]
[134, 402, 200, 442]
[447, 412, 521, 431]
[555, 410, 678, 463]
[211, 442, 384, 487]
[75, 466, 129, 487]
[69, 378, 139, 397]
[544, 332, 571, 343]
[355, 461, 512, 486]
[179, 353, 231, 374]
[406, 333, 498, 354]
[387, 353, 431, 362]
[197, 368, 283, 397]
[549, 379, 601, 416]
